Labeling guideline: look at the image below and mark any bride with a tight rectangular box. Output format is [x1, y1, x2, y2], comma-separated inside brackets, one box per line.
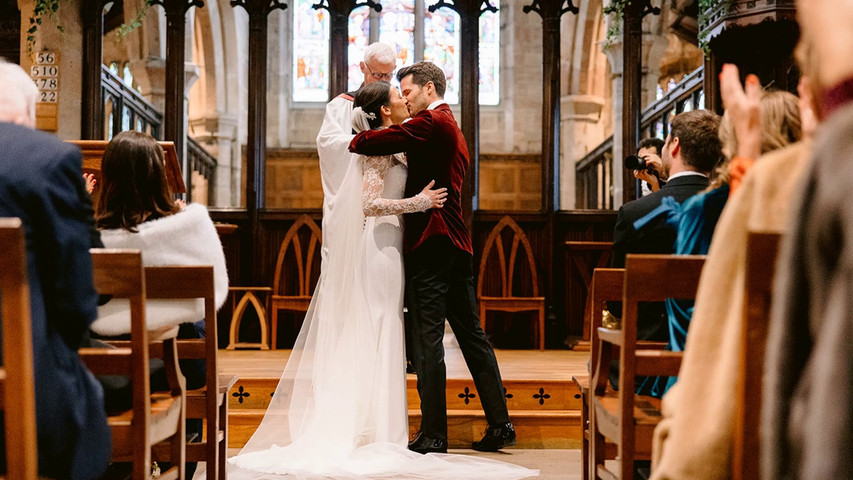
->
[228, 82, 538, 479]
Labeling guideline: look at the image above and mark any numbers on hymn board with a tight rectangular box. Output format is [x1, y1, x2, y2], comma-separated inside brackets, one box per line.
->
[35, 52, 56, 64]
[33, 78, 58, 90]
[30, 65, 59, 77]
[31, 51, 59, 104]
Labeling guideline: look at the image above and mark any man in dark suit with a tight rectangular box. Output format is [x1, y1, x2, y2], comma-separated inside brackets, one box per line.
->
[349, 62, 514, 453]
[610, 109, 723, 342]
[0, 59, 110, 480]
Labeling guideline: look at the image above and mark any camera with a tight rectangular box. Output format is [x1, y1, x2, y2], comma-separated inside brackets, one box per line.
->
[625, 155, 651, 171]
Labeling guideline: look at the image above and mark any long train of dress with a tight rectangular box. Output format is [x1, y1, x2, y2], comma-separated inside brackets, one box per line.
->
[226, 154, 537, 479]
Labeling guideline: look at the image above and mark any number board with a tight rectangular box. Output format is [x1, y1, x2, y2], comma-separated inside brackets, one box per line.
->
[31, 51, 59, 132]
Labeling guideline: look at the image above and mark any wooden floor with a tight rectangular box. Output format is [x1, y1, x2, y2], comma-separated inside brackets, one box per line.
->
[219, 340, 587, 381]
[222, 337, 588, 449]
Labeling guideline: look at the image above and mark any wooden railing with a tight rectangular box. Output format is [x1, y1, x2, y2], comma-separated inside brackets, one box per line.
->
[640, 67, 705, 140]
[187, 137, 218, 205]
[575, 135, 614, 210]
[575, 67, 705, 209]
[101, 65, 162, 140]
[100, 65, 217, 205]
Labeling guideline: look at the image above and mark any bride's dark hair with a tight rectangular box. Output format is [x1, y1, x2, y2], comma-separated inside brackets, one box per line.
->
[354, 81, 391, 130]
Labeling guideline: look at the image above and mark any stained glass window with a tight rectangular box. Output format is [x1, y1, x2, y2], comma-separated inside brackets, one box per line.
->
[347, 6, 371, 92]
[478, 10, 499, 105]
[424, 1, 460, 103]
[295, 0, 500, 104]
[380, 0, 416, 72]
[293, 0, 330, 102]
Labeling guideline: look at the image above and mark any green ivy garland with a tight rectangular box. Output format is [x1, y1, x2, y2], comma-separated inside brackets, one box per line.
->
[27, 0, 63, 53]
[115, 1, 153, 43]
[602, 0, 736, 54]
[27, 0, 153, 55]
[602, 0, 630, 48]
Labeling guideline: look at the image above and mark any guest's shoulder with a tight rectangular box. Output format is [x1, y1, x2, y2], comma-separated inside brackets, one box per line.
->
[0, 121, 72, 155]
[0, 122, 79, 176]
[620, 190, 667, 219]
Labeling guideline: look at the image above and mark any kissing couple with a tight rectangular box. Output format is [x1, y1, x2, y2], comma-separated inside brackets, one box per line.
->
[228, 46, 538, 479]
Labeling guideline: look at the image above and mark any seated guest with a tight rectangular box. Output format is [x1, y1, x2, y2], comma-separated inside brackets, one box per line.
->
[632, 137, 667, 196]
[92, 130, 229, 477]
[635, 89, 802, 398]
[0, 59, 110, 479]
[649, 61, 817, 479]
[608, 110, 723, 354]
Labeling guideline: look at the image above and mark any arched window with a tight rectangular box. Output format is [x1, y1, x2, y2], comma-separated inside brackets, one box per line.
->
[294, 0, 500, 105]
[293, 0, 330, 102]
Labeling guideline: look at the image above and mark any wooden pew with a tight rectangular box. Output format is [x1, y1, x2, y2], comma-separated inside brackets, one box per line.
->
[574, 268, 623, 480]
[145, 266, 236, 480]
[590, 254, 705, 480]
[564, 241, 613, 347]
[80, 250, 186, 480]
[732, 231, 781, 480]
[0, 219, 38, 479]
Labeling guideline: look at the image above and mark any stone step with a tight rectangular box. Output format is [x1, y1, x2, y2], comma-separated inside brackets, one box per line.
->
[229, 408, 581, 449]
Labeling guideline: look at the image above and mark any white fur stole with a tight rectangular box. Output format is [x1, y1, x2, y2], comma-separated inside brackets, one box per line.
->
[91, 203, 229, 336]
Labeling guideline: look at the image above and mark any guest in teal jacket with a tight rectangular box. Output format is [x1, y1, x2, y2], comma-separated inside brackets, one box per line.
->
[635, 90, 802, 397]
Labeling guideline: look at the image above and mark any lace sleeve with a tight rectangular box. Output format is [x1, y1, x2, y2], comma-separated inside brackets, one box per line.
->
[362, 156, 432, 217]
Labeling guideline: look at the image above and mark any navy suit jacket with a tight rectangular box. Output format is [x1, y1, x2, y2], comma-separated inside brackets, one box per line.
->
[349, 104, 472, 255]
[609, 173, 709, 341]
[0, 122, 110, 479]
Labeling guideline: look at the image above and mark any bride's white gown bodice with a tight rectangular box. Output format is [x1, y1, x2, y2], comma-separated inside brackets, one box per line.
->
[227, 154, 536, 479]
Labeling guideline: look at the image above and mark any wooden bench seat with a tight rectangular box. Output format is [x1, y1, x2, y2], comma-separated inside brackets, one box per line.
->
[590, 254, 705, 480]
[143, 265, 229, 480]
[0, 219, 38, 479]
[84, 249, 186, 480]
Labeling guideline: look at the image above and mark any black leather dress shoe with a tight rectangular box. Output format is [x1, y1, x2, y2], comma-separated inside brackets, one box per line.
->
[408, 431, 448, 454]
[472, 422, 517, 451]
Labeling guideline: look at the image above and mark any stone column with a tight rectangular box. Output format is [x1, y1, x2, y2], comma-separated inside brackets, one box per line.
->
[188, 113, 239, 207]
[560, 94, 604, 209]
[603, 39, 624, 207]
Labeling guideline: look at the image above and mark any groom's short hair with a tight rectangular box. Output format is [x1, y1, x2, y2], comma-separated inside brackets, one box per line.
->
[396, 62, 447, 98]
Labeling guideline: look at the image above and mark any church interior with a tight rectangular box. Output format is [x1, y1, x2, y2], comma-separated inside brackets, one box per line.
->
[4, 0, 847, 478]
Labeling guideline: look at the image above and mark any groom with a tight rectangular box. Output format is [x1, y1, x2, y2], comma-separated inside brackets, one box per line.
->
[349, 62, 515, 453]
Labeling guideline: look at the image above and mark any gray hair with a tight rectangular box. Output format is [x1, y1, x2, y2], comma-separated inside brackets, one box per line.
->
[0, 59, 38, 128]
[363, 43, 396, 66]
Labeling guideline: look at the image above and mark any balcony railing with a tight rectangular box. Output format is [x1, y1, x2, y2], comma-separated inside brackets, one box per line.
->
[100, 65, 217, 205]
[101, 65, 162, 140]
[640, 67, 705, 141]
[187, 137, 218, 205]
[575, 135, 614, 210]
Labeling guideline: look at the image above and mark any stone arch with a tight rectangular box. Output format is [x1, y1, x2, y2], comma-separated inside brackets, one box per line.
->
[559, 0, 611, 209]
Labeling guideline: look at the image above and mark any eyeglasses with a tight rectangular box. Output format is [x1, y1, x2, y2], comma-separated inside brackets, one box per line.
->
[365, 63, 395, 81]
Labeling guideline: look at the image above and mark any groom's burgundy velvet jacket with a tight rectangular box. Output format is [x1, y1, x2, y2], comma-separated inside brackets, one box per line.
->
[349, 103, 473, 255]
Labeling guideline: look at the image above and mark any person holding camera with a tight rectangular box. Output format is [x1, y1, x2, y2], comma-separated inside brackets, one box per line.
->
[630, 137, 666, 196]
[609, 110, 723, 343]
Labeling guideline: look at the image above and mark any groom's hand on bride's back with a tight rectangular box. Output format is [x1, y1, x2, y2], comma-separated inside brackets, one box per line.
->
[422, 180, 447, 209]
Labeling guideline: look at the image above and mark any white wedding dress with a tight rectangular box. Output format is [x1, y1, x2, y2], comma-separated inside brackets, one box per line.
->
[227, 139, 537, 479]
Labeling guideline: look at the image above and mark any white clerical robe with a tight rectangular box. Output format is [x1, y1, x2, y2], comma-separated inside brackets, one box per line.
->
[315, 93, 356, 263]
